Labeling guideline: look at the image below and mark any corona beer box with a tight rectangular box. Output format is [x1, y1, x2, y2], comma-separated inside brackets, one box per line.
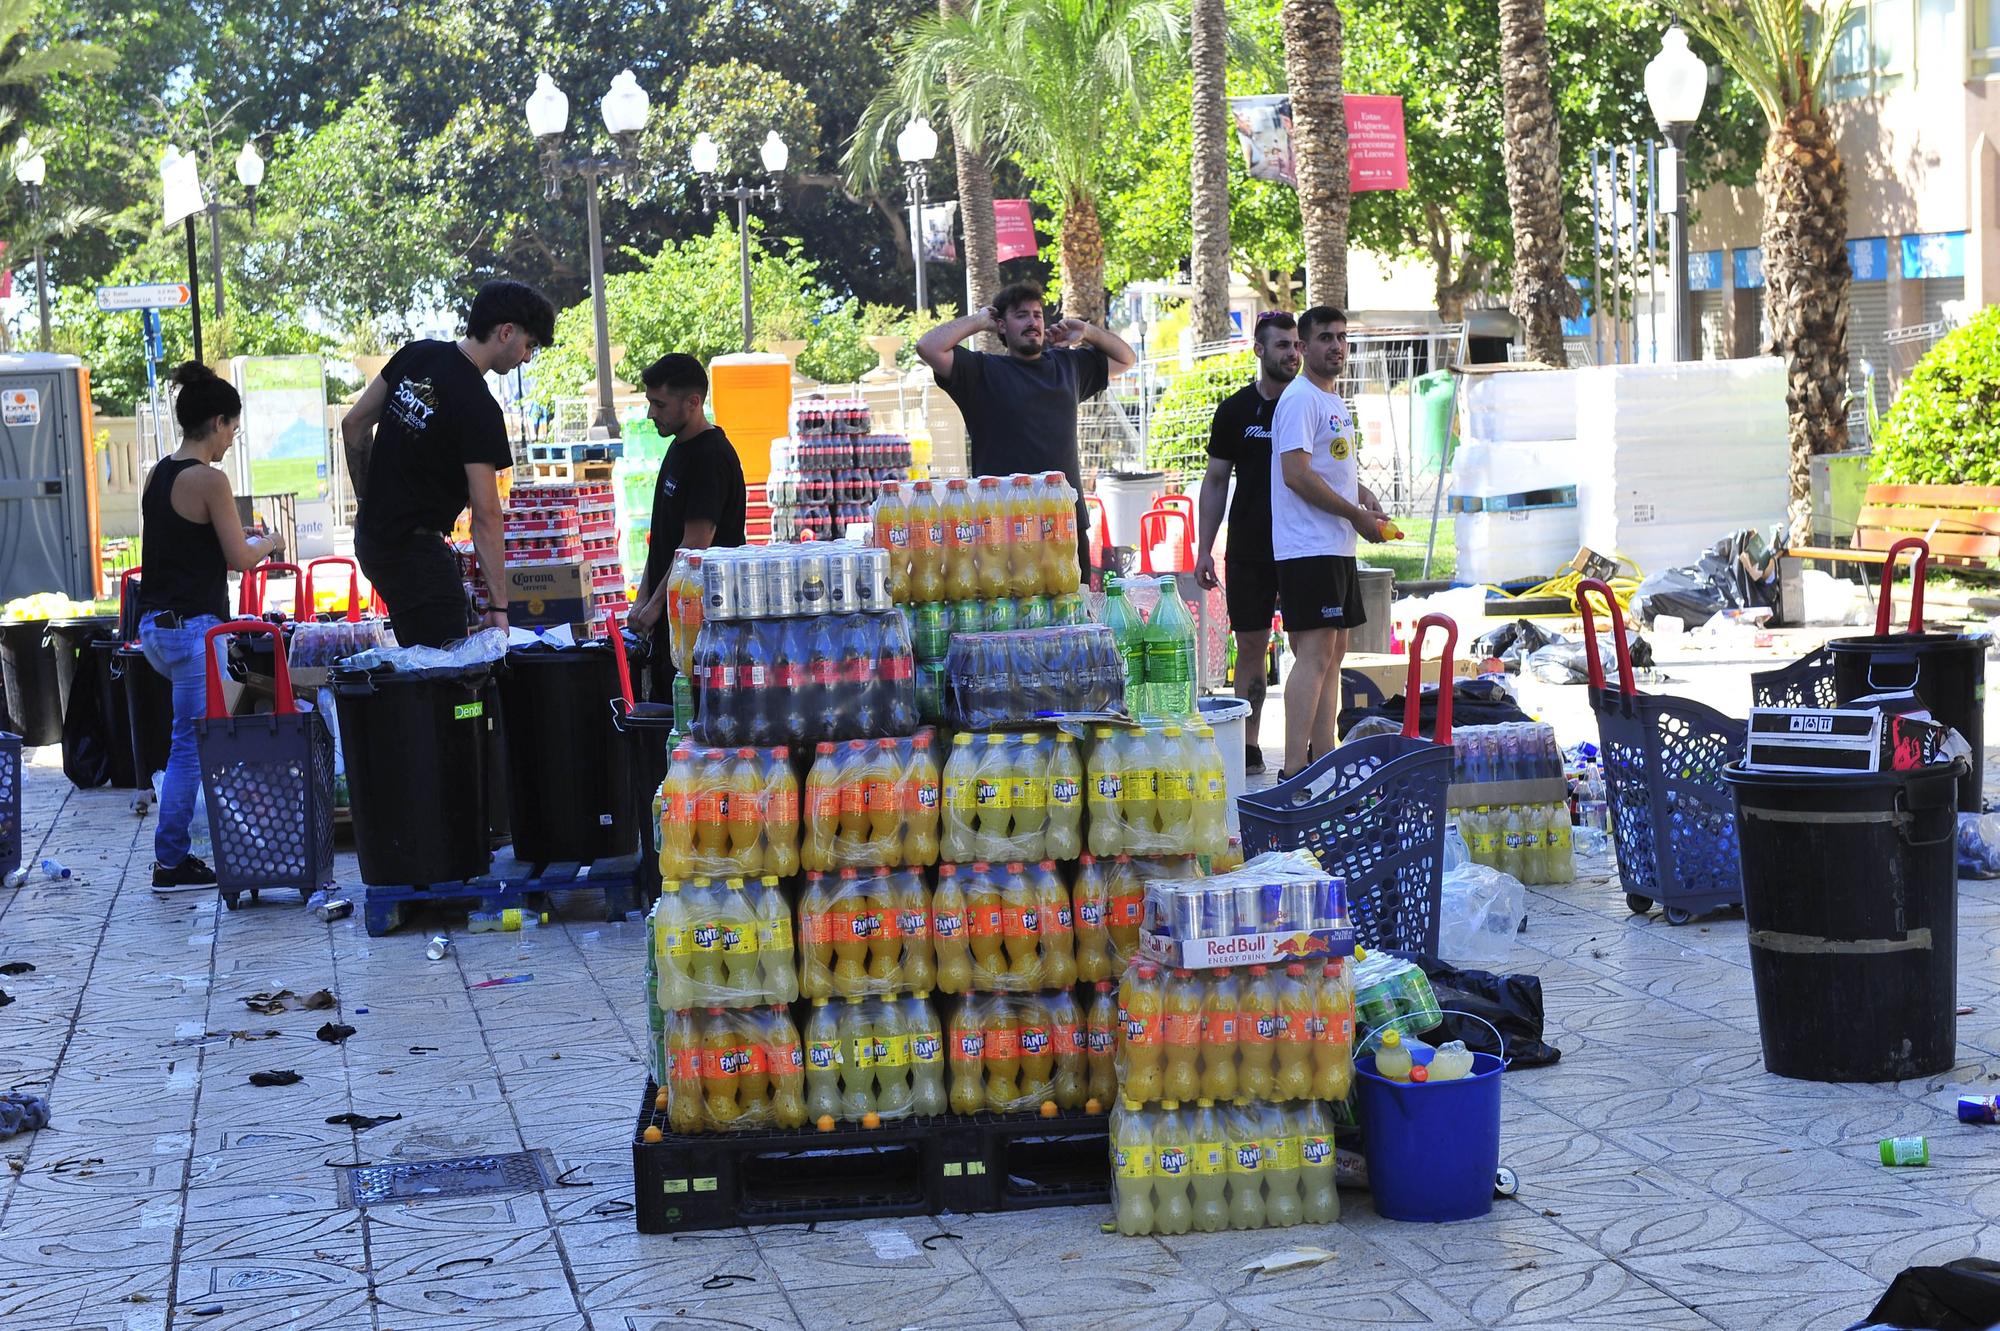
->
[494, 558, 590, 628]
[1745, 707, 1945, 775]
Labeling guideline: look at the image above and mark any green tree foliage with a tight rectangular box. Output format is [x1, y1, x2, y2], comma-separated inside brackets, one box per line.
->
[1872, 309, 2000, 486]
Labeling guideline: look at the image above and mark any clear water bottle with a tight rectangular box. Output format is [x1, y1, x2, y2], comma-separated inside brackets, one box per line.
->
[1443, 821, 1470, 871]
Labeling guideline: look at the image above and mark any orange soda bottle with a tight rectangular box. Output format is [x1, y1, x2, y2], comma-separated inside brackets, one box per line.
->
[1032, 859, 1077, 990]
[1005, 474, 1040, 597]
[1046, 472, 1081, 594]
[901, 732, 942, 866]
[907, 479, 945, 603]
[762, 748, 799, 877]
[802, 742, 840, 873]
[1018, 994, 1055, 1095]
[1108, 855, 1145, 965]
[930, 863, 974, 994]
[1162, 969, 1203, 1103]
[1033, 472, 1065, 595]
[658, 744, 696, 881]
[1000, 862, 1042, 987]
[796, 871, 835, 999]
[1276, 963, 1316, 1101]
[872, 481, 911, 602]
[1086, 980, 1119, 1105]
[767, 1009, 806, 1128]
[692, 748, 729, 872]
[1314, 960, 1355, 1102]
[983, 1000, 1022, 1109]
[1237, 965, 1278, 1100]
[892, 868, 934, 993]
[701, 1008, 741, 1124]
[949, 997, 986, 1114]
[864, 739, 904, 867]
[830, 867, 869, 995]
[965, 862, 1006, 986]
[734, 1011, 770, 1119]
[1120, 962, 1165, 1103]
[973, 476, 1008, 598]
[1072, 853, 1112, 982]
[665, 1010, 704, 1133]
[726, 748, 764, 872]
[837, 739, 872, 865]
[942, 478, 977, 600]
[862, 866, 902, 984]
[1200, 968, 1240, 1101]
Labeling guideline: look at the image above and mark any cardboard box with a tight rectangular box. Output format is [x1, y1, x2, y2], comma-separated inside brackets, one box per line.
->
[1745, 707, 1947, 774]
[494, 559, 591, 627]
[1341, 651, 1478, 699]
[1139, 926, 1357, 971]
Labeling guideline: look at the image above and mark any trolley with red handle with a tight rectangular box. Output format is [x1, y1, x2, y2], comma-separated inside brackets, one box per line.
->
[194, 619, 337, 909]
[1237, 613, 1461, 957]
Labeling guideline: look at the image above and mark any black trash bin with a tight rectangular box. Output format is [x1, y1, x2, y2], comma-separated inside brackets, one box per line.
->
[483, 674, 511, 847]
[333, 665, 493, 886]
[116, 645, 175, 784]
[1830, 632, 1987, 812]
[88, 638, 141, 789]
[497, 642, 633, 863]
[1, 620, 61, 746]
[607, 626, 673, 899]
[1722, 760, 1964, 1081]
[46, 617, 117, 718]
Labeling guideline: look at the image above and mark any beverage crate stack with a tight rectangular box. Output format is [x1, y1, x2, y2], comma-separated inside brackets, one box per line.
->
[1448, 721, 1577, 884]
[457, 480, 628, 638]
[1108, 859, 1360, 1235]
[769, 398, 914, 541]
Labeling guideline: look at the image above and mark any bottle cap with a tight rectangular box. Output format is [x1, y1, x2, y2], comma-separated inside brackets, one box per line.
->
[1123, 1099, 1142, 1111]
[1382, 1029, 1402, 1048]
[1162, 1099, 1180, 1110]
[1196, 1097, 1213, 1107]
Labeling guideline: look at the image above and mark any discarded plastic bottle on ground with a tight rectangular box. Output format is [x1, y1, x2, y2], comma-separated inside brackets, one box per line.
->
[1880, 1136, 1930, 1166]
[468, 908, 548, 933]
[38, 858, 70, 881]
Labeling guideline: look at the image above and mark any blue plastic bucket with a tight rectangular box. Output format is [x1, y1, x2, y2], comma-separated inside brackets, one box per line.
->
[1354, 1049, 1504, 1221]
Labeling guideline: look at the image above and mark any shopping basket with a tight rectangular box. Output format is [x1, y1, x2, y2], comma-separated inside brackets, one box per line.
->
[0, 729, 20, 882]
[1749, 537, 1926, 712]
[1237, 614, 1459, 957]
[194, 619, 337, 909]
[1577, 579, 1743, 924]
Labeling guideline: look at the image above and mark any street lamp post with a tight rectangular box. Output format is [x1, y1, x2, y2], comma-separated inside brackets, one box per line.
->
[1645, 26, 1708, 363]
[528, 70, 651, 439]
[692, 130, 789, 353]
[14, 144, 47, 352]
[203, 141, 264, 322]
[160, 146, 207, 363]
[897, 117, 938, 316]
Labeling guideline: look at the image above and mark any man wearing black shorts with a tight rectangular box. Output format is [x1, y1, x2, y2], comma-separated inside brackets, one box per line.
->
[343, 280, 555, 648]
[1270, 306, 1390, 777]
[1196, 311, 1301, 773]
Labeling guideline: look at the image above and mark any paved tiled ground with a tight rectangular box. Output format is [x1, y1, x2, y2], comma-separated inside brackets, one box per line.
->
[2, 637, 1996, 1330]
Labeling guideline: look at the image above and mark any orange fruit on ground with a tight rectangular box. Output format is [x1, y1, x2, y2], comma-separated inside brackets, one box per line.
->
[816, 1114, 836, 1132]
[862, 1111, 882, 1129]
[1084, 1097, 1103, 1115]
[653, 1090, 668, 1112]
[642, 1125, 663, 1143]
[1039, 1100, 1058, 1118]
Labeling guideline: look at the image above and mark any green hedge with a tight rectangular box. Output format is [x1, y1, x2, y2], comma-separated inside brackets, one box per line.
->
[1873, 307, 2000, 485]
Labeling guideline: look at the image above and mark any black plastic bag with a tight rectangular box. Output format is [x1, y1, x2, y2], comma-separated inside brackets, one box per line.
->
[1526, 629, 1653, 686]
[1470, 619, 1569, 670]
[60, 648, 110, 788]
[1635, 528, 1785, 626]
[1415, 957, 1562, 1069]
[1848, 1258, 2000, 1330]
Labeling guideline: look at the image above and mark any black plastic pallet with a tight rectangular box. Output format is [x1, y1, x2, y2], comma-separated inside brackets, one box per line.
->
[361, 850, 645, 935]
[631, 1083, 1110, 1234]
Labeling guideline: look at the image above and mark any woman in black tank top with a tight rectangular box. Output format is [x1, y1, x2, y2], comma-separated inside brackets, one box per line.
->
[138, 364, 285, 890]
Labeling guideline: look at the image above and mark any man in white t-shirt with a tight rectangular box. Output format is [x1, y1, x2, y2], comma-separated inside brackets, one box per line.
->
[1269, 305, 1390, 777]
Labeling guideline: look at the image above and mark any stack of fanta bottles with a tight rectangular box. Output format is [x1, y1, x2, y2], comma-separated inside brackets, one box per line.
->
[947, 991, 1089, 1113]
[1108, 953, 1355, 1233]
[655, 1007, 810, 1132]
[656, 745, 802, 881]
[803, 993, 949, 1122]
[1079, 724, 1231, 862]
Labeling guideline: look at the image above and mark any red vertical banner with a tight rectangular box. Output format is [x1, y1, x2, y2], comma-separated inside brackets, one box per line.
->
[1346, 95, 1409, 192]
[993, 200, 1039, 262]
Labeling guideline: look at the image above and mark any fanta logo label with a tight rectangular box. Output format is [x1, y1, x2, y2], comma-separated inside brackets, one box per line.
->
[1021, 909, 1039, 932]
[1235, 1145, 1261, 1169]
[1021, 1028, 1048, 1054]
[1089, 1029, 1113, 1053]
[1079, 901, 1103, 926]
[809, 1043, 836, 1069]
[1096, 776, 1121, 797]
[912, 1035, 940, 1061]
[1056, 906, 1074, 929]
[1052, 779, 1079, 803]
[976, 780, 999, 803]
[957, 1034, 984, 1056]
[1257, 1015, 1278, 1039]
[1158, 1148, 1189, 1175]
[718, 1050, 743, 1075]
[919, 786, 940, 809]
[1303, 1136, 1331, 1165]
[1125, 1018, 1148, 1039]
[851, 914, 879, 938]
[955, 521, 975, 542]
[899, 911, 926, 933]
[692, 925, 720, 949]
[935, 913, 963, 936]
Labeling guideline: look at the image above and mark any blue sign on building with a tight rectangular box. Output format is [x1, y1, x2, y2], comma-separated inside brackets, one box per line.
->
[1900, 231, 1966, 280]
[1561, 276, 1592, 338]
[1687, 249, 1725, 291]
[1732, 247, 1766, 290]
[1847, 236, 1888, 282]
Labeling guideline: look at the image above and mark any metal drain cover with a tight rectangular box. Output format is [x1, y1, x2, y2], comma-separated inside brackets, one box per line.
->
[339, 1149, 556, 1207]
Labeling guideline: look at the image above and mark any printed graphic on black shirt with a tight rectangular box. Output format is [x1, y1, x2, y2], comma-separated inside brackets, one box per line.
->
[388, 377, 439, 434]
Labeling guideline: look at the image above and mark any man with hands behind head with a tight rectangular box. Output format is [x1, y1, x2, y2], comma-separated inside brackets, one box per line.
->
[916, 282, 1137, 577]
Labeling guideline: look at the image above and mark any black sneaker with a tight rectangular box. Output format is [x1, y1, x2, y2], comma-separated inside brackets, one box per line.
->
[152, 855, 218, 892]
[1244, 744, 1266, 775]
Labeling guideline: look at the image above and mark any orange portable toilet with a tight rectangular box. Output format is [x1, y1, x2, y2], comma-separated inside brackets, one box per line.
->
[707, 353, 791, 486]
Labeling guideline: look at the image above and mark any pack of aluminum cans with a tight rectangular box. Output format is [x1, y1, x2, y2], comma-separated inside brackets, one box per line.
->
[699, 541, 897, 621]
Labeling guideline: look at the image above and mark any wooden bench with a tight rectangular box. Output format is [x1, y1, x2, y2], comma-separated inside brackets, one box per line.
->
[1788, 483, 2000, 572]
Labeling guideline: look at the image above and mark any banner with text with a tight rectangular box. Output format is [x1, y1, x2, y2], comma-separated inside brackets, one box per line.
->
[1228, 94, 1409, 193]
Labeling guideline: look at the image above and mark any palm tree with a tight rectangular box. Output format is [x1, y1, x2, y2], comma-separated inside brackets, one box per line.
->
[1670, 0, 1851, 531]
[1497, 0, 1576, 365]
[941, 0, 1002, 344]
[1278, 0, 1348, 307]
[1189, 0, 1231, 342]
[850, 0, 1185, 326]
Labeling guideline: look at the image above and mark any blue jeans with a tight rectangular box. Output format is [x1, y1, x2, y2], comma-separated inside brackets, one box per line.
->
[138, 613, 225, 867]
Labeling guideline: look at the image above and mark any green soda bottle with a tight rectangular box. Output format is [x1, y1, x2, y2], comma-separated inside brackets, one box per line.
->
[1145, 584, 1196, 718]
[1104, 579, 1148, 715]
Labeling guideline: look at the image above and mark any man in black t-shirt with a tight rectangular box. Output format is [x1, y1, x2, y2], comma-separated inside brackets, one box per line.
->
[629, 354, 746, 693]
[1195, 310, 1301, 774]
[343, 280, 555, 648]
[916, 281, 1137, 577]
